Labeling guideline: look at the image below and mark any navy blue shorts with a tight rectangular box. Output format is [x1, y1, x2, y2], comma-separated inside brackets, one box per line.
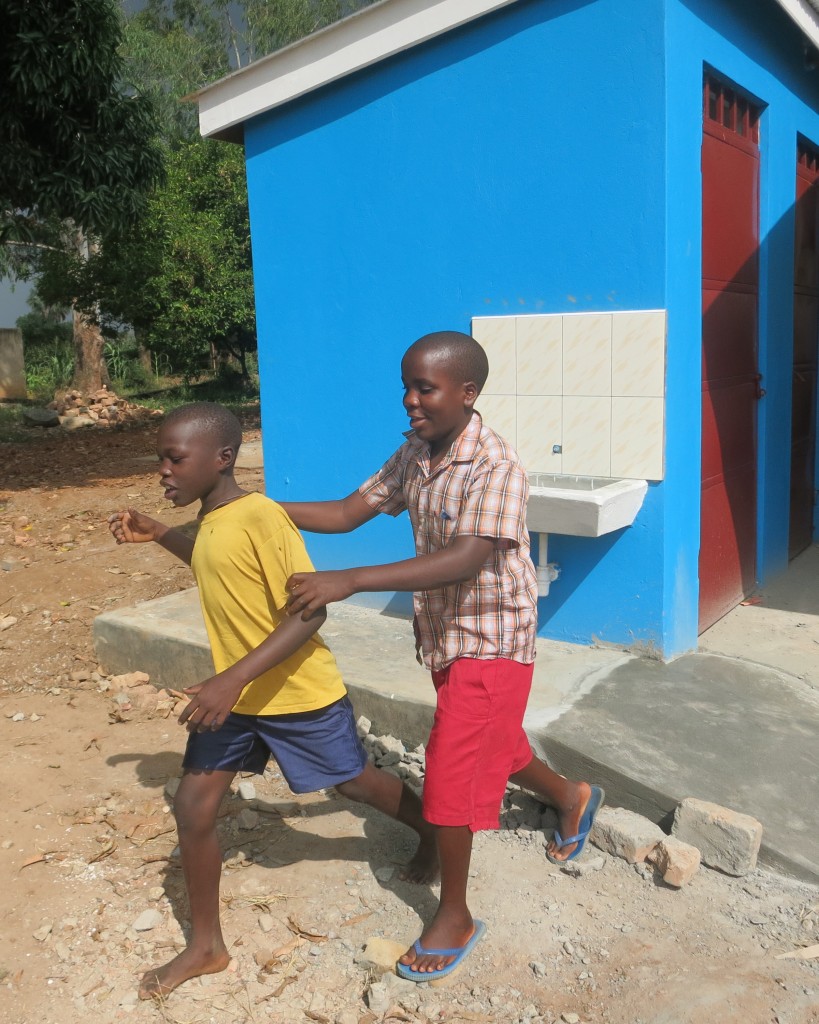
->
[182, 695, 368, 794]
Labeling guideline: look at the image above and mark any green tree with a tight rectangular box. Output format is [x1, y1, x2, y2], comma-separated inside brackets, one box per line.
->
[57, 0, 366, 382]
[7, 0, 371, 391]
[50, 140, 256, 381]
[136, 0, 363, 76]
[0, 0, 163, 393]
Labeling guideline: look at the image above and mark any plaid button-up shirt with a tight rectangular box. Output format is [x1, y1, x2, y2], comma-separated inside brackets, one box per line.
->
[359, 412, 537, 670]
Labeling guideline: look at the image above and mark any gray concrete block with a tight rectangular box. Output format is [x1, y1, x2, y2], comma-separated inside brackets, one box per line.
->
[672, 797, 763, 876]
[590, 805, 665, 863]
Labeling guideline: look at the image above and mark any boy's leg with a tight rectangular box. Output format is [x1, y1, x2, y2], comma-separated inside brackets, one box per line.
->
[398, 823, 476, 973]
[509, 755, 592, 862]
[400, 659, 512, 974]
[335, 761, 438, 883]
[139, 767, 235, 1000]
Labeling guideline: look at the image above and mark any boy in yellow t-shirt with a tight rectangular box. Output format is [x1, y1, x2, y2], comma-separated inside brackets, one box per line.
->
[109, 402, 435, 1001]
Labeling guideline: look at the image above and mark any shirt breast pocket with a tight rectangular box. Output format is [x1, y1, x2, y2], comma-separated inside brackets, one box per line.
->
[429, 503, 458, 550]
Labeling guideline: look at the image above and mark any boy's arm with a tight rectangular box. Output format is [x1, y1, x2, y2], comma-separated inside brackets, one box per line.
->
[178, 608, 327, 731]
[279, 489, 377, 534]
[108, 508, 195, 565]
[286, 535, 495, 619]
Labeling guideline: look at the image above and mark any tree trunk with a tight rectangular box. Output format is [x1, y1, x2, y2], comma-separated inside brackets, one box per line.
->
[137, 339, 152, 373]
[68, 228, 109, 394]
[71, 307, 107, 394]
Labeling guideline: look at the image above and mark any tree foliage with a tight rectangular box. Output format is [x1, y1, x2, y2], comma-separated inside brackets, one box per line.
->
[0, 0, 163, 245]
[40, 140, 256, 378]
[1, 0, 163, 393]
[3, 0, 371, 389]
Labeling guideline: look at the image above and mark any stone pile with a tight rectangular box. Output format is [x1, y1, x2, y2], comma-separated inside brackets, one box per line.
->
[23, 387, 163, 431]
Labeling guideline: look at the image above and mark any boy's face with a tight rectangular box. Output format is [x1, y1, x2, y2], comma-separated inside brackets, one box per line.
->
[156, 420, 229, 507]
[401, 345, 477, 455]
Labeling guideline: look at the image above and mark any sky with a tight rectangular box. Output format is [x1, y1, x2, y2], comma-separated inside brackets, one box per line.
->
[0, 277, 33, 329]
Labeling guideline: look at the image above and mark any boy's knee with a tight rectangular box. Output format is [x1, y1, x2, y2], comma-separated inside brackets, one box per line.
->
[172, 778, 223, 833]
[334, 776, 363, 803]
[335, 765, 375, 803]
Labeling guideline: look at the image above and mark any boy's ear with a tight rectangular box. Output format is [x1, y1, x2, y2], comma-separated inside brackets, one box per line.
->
[217, 445, 237, 469]
[463, 381, 478, 408]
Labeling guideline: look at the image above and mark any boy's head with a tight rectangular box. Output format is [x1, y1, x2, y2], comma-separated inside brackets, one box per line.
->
[404, 332, 489, 393]
[401, 332, 489, 454]
[156, 402, 242, 507]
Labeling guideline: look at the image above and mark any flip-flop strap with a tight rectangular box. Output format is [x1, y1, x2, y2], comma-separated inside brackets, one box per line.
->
[412, 938, 463, 957]
[553, 827, 590, 848]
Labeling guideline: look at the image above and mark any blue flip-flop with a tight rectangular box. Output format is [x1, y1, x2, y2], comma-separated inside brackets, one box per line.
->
[395, 919, 486, 982]
[546, 785, 606, 864]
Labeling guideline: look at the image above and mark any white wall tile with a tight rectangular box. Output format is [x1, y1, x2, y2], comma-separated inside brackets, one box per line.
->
[470, 308, 667, 480]
[472, 317, 516, 394]
[476, 395, 517, 446]
[562, 313, 612, 396]
[611, 310, 666, 397]
[516, 315, 562, 395]
[517, 396, 562, 473]
[562, 396, 612, 476]
[610, 397, 665, 480]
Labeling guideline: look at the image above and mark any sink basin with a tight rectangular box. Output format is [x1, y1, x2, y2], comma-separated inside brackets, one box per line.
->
[527, 474, 648, 537]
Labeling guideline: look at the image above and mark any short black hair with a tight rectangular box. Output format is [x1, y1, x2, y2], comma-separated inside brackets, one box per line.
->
[162, 402, 242, 451]
[407, 331, 489, 393]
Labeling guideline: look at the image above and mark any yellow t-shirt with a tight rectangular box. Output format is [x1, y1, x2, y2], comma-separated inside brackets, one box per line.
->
[191, 491, 346, 715]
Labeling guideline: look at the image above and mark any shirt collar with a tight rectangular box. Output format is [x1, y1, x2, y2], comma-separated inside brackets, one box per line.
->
[403, 411, 483, 473]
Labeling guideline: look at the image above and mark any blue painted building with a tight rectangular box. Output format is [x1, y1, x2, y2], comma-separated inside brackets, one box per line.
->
[196, 0, 819, 659]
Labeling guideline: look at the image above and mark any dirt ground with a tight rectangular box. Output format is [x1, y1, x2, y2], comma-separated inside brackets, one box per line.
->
[1, 418, 818, 1024]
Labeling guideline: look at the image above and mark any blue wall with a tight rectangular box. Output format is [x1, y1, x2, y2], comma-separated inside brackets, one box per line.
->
[244, 0, 819, 655]
[245, 0, 672, 638]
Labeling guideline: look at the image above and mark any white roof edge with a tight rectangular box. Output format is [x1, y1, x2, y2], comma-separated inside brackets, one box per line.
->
[195, 0, 519, 138]
[773, 0, 819, 51]
[196, 0, 819, 139]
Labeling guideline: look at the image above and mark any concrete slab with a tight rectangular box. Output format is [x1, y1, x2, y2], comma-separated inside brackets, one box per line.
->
[541, 652, 819, 883]
[94, 588, 214, 691]
[700, 544, 819, 688]
[93, 588, 631, 750]
[93, 572, 819, 884]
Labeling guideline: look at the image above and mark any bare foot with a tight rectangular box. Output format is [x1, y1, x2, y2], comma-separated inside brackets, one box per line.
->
[398, 835, 440, 884]
[398, 907, 475, 974]
[546, 780, 592, 862]
[138, 945, 230, 1000]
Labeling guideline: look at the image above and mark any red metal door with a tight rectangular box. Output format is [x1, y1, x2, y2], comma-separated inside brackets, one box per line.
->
[790, 140, 819, 558]
[699, 78, 762, 632]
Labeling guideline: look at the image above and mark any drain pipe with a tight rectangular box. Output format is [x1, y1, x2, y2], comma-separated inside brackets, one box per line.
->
[535, 533, 560, 597]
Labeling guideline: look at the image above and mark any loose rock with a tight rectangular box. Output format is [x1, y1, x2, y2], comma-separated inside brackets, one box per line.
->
[647, 835, 702, 887]
[132, 909, 163, 932]
[590, 806, 665, 863]
[672, 797, 763, 876]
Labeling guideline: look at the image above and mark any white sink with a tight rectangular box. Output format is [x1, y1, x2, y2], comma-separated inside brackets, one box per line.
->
[527, 474, 648, 537]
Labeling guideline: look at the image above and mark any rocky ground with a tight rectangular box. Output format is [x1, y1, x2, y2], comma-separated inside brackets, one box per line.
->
[1, 415, 818, 1024]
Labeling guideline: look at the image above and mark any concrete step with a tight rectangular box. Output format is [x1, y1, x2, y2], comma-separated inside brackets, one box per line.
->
[93, 589, 819, 884]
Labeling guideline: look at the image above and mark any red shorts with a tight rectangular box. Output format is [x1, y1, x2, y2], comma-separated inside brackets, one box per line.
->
[422, 658, 534, 832]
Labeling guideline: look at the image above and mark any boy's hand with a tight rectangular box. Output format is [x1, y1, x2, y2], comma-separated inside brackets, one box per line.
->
[286, 570, 354, 619]
[178, 673, 245, 732]
[108, 508, 162, 545]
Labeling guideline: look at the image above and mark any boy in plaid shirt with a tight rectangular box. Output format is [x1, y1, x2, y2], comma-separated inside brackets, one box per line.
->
[282, 332, 603, 981]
